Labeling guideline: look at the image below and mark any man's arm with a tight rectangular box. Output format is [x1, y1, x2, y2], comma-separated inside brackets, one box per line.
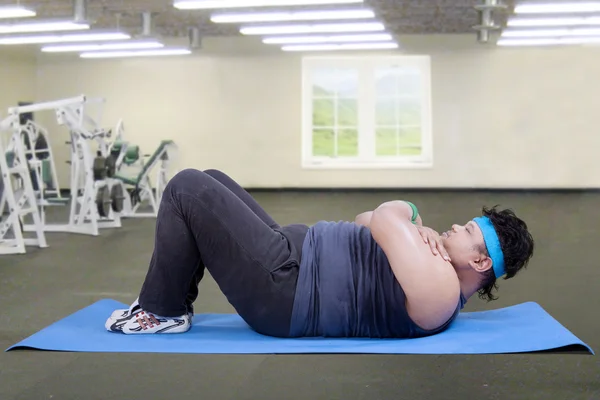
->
[354, 211, 373, 227]
[369, 201, 460, 331]
[354, 205, 422, 228]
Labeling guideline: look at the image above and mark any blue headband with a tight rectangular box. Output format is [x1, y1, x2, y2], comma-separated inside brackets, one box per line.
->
[473, 216, 506, 278]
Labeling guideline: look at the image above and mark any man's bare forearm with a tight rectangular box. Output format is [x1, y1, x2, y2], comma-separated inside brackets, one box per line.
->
[355, 201, 422, 228]
[372, 201, 415, 223]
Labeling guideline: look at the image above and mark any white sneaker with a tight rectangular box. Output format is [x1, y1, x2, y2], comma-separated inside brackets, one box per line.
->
[105, 299, 142, 332]
[109, 307, 193, 322]
[105, 299, 192, 334]
[121, 310, 191, 334]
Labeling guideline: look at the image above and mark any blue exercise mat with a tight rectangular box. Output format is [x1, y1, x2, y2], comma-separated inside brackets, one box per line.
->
[6, 299, 593, 355]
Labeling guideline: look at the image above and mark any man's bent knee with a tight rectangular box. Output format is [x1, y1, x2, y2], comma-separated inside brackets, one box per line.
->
[166, 168, 227, 206]
[167, 168, 205, 190]
[203, 169, 223, 177]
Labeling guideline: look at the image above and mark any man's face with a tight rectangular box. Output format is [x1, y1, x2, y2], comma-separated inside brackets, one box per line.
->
[441, 220, 488, 270]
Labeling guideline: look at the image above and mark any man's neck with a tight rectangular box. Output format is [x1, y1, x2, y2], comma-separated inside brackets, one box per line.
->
[454, 267, 481, 300]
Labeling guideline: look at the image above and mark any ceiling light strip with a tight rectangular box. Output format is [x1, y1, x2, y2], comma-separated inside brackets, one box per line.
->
[174, 0, 363, 9]
[241, 22, 384, 35]
[497, 36, 600, 46]
[281, 41, 398, 51]
[0, 5, 36, 19]
[263, 33, 393, 44]
[507, 16, 600, 27]
[80, 48, 192, 59]
[42, 41, 164, 53]
[0, 31, 130, 45]
[211, 9, 374, 23]
[0, 20, 89, 34]
[514, 2, 600, 14]
[502, 27, 600, 37]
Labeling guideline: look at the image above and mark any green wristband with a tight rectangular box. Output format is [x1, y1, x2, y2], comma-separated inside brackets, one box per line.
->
[404, 201, 419, 224]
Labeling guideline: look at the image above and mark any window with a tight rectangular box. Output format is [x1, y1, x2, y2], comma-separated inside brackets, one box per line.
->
[302, 56, 432, 169]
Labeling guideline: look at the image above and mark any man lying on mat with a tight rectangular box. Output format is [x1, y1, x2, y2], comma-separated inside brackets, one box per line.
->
[106, 169, 535, 337]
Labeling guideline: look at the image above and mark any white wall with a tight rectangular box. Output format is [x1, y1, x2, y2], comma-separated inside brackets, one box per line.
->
[26, 35, 600, 189]
[0, 49, 36, 118]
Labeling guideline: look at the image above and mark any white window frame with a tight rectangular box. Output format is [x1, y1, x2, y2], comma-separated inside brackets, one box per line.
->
[301, 55, 433, 169]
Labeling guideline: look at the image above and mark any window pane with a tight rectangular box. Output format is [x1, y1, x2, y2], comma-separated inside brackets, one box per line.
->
[304, 58, 430, 164]
[398, 100, 421, 126]
[337, 98, 358, 126]
[376, 126, 423, 157]
[397, 72, 422, 97]
[397, 125, 422, 147]
[376, 98, 422, 126]
[375, 99, 398, 125]
[312, 68, 359, 97]
[312, 129, 334, 156]
[312, 98, 334, 127]
[375, 66, 421, 97]
[375, 69, 399, 97]
[376, 128, 397, 156]
[399, 146, 422, 156]
[398, 126, 422, 156]
[337, 128, 358, 157]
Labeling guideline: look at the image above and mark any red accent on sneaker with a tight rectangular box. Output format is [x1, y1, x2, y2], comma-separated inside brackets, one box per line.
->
[136, 314, 161, 330]
[149, 314, 160, 326]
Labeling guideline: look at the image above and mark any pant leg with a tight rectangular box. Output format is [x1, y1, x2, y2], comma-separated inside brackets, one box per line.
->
[185, 168, 280, 310]
[204, 169, 279, 229]
[138, 168, 305, 337]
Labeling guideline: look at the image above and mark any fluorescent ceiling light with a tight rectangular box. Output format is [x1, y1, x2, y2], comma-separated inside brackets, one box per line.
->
[497, 36, 600, 46]
[508, 16, 600, 27]
[263, 33, 392, 44]
[211, 9, 374, 23]
[0, 5, 36, 19]
[514, 2, 600, 14]
[502, 27, 600, 37]
[281, 41, 398, 51]
[0, 32, 130, 45]
[174, 0, 363, 9]
[42, 41, 164, 53]
[0, 20, 89, 34]
[80, 48, 192, 59]
[241, 22, 384, 35]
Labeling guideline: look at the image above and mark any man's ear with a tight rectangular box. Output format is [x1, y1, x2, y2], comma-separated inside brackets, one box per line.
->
[469, 256, 493, 273]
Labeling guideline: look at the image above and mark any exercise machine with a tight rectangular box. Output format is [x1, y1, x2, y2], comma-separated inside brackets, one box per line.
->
[0, 111, 48, 255]
[15, 96, 125, 237]
[19, 119, 65, 206]
[115, 140, 176, 218]
[108, 119, 177, 218]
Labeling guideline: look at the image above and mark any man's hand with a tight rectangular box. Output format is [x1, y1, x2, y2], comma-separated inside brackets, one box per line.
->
[354, 211, 373, 227]
[416, 226, 451, 262]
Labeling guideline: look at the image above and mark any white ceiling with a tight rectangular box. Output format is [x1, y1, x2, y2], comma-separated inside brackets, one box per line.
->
[0, 0, 516, 38]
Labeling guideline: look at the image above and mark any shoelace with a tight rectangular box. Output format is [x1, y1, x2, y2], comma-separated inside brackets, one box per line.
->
[135, 311, 161, 330]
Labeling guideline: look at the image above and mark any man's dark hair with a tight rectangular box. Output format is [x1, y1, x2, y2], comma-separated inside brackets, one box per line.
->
[477, 205, 535, 302]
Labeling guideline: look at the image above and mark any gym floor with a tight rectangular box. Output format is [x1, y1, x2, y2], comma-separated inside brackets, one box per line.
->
[0, 190, 598, 400]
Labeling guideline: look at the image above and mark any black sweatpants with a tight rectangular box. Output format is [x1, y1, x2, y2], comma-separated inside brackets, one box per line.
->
[138, 169, 309, 337]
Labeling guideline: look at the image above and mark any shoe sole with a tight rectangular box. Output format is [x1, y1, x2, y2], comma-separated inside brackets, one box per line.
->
[123, 322, 191, 334]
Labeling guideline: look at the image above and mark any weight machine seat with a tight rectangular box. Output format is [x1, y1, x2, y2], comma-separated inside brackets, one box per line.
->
[114, 140, 174, 187]
[46, 197, 69, 205]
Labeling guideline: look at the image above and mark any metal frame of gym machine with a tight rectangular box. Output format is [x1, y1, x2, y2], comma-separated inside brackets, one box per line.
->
[0, 106, 50, 254]
[15, 95, 123, 237]
[19, 119, 64, 207]
[109, 119, 176, 219]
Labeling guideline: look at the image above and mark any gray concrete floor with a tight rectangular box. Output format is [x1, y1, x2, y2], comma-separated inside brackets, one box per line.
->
[0, 190, 598, 400]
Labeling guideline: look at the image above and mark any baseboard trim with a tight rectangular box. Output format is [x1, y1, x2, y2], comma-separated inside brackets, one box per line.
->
[244, 187, 600, 193]
[58, 187, 600, 195]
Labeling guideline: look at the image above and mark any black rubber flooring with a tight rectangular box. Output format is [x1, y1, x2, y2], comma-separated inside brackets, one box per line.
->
[0, 190, 598, 400]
